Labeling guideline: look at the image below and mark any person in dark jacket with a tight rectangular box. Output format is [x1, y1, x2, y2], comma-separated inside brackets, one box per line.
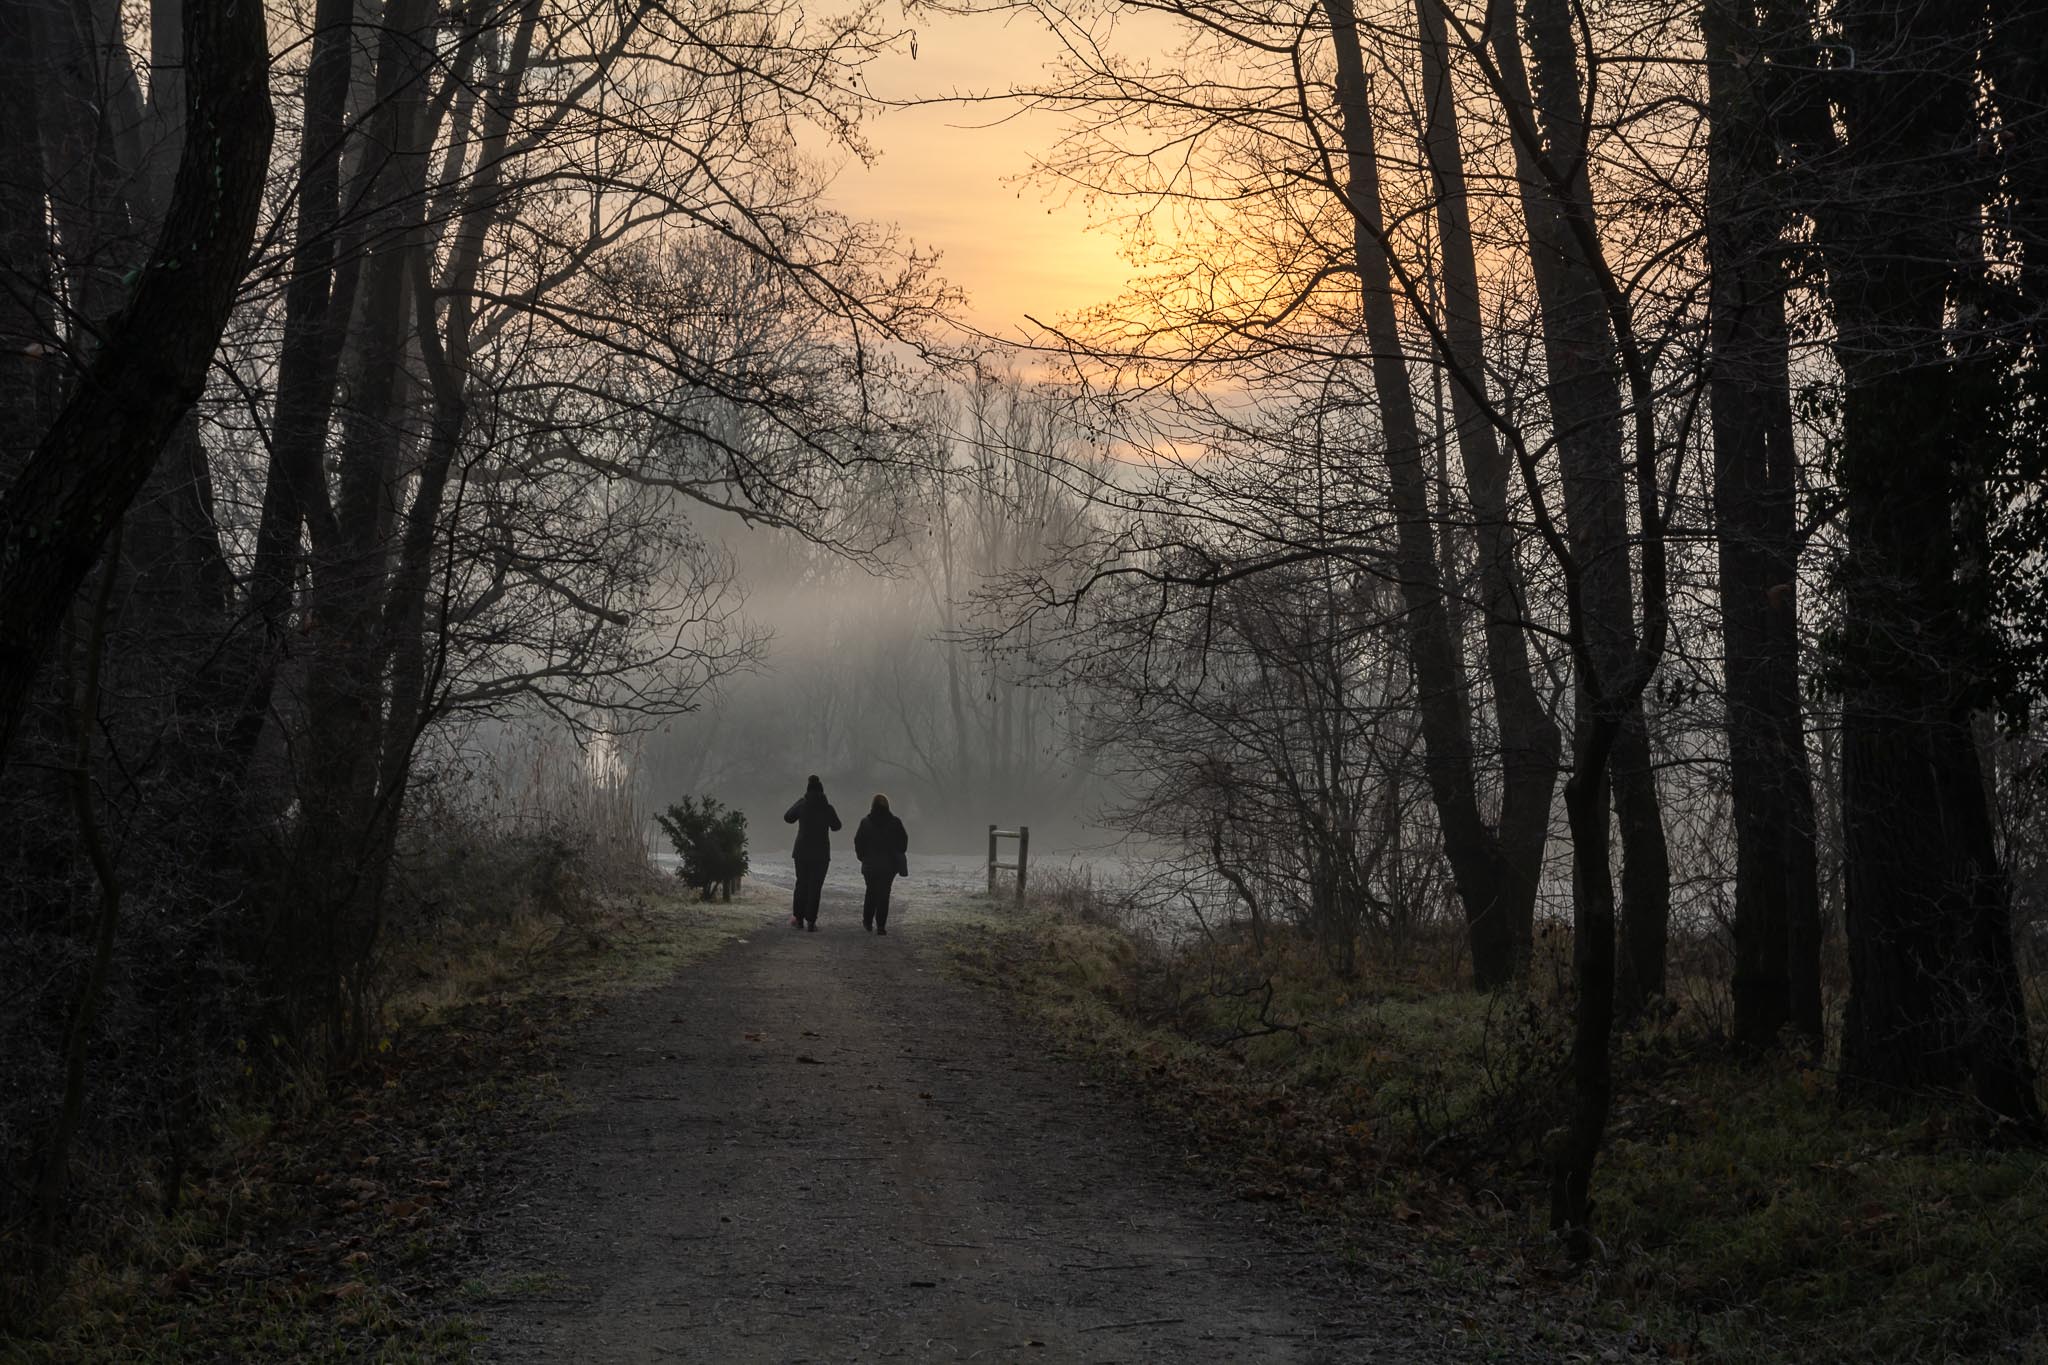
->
[783, 775, 840, 931]
[852, 793, 909, 934]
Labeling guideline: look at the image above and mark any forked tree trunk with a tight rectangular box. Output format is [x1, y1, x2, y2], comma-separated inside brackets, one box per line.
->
[285, 0, 441, 1055]
[1323, 0, 1569, 990]
[1323, 0, 1502, 981]
[1417, 0, 1562, 981]
[1486, 0, 1671, 1019]
[1459, 0, 1676, 1247]
[375, 0, 543, 856]
[229, 0, 357, 767]
[1703, 0, 1824, 1052]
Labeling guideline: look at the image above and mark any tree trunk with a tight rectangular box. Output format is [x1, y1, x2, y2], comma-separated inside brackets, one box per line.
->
[0, 0, 55, 482]
[1703, 0, 1824, 1053]
[1324, 0, 1536, 991]
[0, 0, 272, 764]
[1468, 0, 1678, 1248]
[1552, 709, 1619, 1257]
[1489, 0, 1671, 1016]
[229, 0, 357, 766]
[376, 0, 541, 823]
[285, 0, 439, 1054]
[1417, 0, 1562, 981]
[35, 525, 123, 1249]
[1823, 0, 2040, 1128]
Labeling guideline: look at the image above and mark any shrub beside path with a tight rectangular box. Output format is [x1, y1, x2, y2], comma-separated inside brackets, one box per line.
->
[473, 884, 1460, 1362]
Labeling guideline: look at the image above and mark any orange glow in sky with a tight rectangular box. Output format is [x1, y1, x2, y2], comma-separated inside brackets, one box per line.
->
[823, 6, 1144, 340]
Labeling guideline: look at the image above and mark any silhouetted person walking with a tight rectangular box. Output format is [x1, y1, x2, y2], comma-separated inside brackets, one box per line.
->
[784, 775, 840, 931]
[854, 793, 909, 934]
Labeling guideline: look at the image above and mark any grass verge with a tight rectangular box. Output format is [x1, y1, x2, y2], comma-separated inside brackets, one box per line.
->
[950, 902, 2048, 1363]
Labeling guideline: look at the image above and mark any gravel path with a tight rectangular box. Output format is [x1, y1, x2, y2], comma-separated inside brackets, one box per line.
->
[475, 883, 1455, 1362]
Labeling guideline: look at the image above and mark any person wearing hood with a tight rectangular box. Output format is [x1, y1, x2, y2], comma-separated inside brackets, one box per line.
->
[783, 775, 840, 931]
[853, 793, 909, 934]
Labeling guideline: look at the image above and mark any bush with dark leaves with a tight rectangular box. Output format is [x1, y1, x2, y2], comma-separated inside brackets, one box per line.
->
[655, 798, 749, 901]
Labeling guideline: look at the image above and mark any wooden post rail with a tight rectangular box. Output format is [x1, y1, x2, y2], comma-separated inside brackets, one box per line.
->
[987, 824, 1030, 903]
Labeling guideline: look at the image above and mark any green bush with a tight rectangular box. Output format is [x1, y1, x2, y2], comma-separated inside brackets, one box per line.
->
[656, 797, 749, 901]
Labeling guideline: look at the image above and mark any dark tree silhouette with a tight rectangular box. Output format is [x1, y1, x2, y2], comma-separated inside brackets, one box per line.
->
[1703, 0, 1825, 1053]
[0, 0, 273, 763]
[1819, 0, 2040, 1128]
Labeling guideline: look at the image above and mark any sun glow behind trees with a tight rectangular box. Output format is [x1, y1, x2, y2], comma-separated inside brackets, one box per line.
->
[815, 3, 1198, 339]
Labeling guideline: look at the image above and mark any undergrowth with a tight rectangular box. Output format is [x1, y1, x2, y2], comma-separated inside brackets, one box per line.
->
[4, 842, 762, 1362]
[958, 883, 2048, 1363]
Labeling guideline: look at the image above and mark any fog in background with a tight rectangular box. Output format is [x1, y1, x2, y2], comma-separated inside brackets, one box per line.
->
[640, 373, 1115, 857]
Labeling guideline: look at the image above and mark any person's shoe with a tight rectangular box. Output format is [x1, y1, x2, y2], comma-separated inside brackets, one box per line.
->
[791, 916, 801, 929]
[863, 920, 872, 932]
[807, 921, 818, 932]
[877, 926, 887, 935]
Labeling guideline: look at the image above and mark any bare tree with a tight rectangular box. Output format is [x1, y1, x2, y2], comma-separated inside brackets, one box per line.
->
[1323, 0, 1556, 990]
[947, 0, 1697, 1249]
[0, 0, 273, 761]
[0, 0, 960, 1248]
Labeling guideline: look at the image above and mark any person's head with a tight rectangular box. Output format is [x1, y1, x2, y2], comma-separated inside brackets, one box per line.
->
[871, 792, 890, 814]
[806, 774, 823, 796]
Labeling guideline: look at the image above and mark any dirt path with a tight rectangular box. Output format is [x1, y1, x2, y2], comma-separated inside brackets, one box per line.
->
[475, 883, 1455, 1362]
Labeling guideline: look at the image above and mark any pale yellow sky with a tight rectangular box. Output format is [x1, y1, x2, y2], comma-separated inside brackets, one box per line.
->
[821, 5, 1146, 340]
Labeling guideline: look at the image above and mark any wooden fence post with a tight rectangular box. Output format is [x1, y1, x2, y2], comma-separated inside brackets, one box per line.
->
[987, 824, 998, 898]
[1015, 825, 1029, 903]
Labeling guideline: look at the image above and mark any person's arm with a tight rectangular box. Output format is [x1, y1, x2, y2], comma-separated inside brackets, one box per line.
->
[828, 805, 842, 832]
[784, 800, 803, 824]
[896, 820, 909, 856]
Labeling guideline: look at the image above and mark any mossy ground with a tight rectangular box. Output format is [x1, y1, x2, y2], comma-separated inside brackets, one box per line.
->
[950, 904, 2048, 1363]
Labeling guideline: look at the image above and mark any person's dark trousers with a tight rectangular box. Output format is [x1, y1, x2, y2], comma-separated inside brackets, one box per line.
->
[794, 856, 828, 926]
[862, 870, 895, 931]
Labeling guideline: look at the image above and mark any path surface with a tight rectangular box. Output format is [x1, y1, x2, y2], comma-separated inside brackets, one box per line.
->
[476, 882, 1453, 1362]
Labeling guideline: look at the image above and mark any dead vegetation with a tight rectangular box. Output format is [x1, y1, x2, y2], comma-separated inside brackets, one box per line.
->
[959, 886, 2048, 1362]
[3, 811, 763, 1359]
